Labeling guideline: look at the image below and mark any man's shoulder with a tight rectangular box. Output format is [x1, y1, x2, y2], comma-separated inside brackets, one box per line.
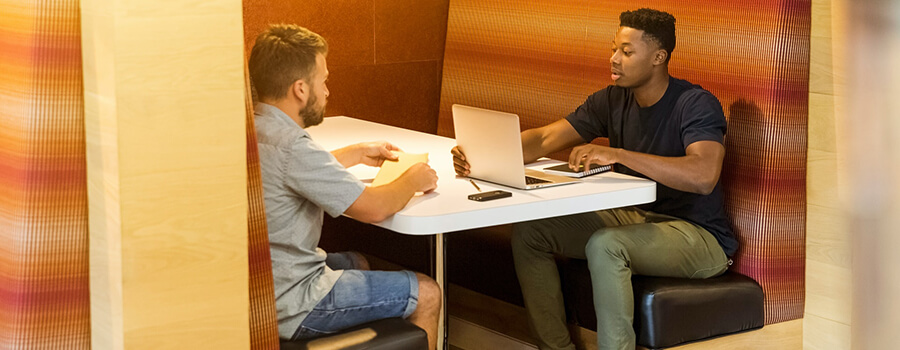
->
[256, 114, 309, 150]
[670, 77, 716, 99]
[588, 84, 631, 104]
[667, 79, 721, 112]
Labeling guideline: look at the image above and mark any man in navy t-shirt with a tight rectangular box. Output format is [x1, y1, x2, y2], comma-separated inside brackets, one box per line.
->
[452, 8, 739, 350]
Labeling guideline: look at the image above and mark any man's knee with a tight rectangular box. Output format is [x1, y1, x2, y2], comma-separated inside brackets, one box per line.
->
[511, 221, 547, 254]
[414, 272, 442, 312]
[585, 229, 629, 263]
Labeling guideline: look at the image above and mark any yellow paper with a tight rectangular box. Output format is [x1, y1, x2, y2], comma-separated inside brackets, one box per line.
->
[371, 152, 429, 187]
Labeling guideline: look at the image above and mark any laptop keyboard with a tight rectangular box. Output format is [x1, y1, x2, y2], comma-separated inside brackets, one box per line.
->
[525, 176, 552, 185]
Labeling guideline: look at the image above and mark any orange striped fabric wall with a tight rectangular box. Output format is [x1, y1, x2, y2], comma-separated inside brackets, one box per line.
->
[439, 0, 808, 324]
[0, 0, 90, 348]
[244, 68, 280, 349]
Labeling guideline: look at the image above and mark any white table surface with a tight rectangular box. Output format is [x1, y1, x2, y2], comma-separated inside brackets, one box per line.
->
[306, 116, 657, 234]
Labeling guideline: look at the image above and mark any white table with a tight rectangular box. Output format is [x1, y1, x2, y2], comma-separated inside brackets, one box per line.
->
[307, 116, 656, 348]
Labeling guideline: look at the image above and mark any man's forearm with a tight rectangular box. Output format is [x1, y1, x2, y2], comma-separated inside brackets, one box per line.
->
[521, 129, 545, 164]
[346, 176, 417, 223]
[614, 145, 723, 195]
[521, 119, 585, 163]
[330, 145, 360, 168]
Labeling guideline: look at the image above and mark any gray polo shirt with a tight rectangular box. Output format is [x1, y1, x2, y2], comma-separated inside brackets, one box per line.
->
[254, 103, 366, 338]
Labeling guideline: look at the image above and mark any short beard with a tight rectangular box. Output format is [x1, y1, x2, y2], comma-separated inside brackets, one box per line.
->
[299, 92, 325, 127]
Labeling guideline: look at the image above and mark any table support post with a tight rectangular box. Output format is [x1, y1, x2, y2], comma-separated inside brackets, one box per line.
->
[435, 232, 447, 349]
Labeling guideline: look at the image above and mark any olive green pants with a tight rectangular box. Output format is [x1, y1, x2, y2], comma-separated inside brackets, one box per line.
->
[511, 207, 729, 350]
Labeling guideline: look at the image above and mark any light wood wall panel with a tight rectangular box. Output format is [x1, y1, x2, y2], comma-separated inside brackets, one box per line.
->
[81, 0, 250, 348]
[805, 0, 850, 349]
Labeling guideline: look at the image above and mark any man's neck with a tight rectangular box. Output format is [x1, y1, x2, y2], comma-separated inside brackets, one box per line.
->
[261, 98, 304, 127]
[631, 72, 670, 108]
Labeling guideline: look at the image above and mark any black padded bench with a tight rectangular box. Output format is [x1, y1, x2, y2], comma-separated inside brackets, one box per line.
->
[561, 261, 765, 349]
[280, 317, 427, 350]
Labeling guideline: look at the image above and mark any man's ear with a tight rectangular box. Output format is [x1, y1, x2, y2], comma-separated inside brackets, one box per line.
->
[290, 79, 310, 106]
[654, 49, 668, 65]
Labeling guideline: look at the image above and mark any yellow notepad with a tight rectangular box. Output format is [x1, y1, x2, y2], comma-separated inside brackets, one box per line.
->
[371, 152, 429, 187]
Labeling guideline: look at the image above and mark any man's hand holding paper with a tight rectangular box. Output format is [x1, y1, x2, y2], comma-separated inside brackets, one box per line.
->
[372, 152, 430, 187]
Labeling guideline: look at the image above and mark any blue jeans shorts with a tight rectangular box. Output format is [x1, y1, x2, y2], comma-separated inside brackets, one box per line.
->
[291, 253, 419, 340]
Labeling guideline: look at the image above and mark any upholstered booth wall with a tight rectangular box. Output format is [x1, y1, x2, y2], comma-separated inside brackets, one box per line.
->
[1, 1, 279, 348]
[438, 0, 809, 324]
[0, 0, 90, 347]
[244, 67, 281, 349]
[242, 0, 449, 134]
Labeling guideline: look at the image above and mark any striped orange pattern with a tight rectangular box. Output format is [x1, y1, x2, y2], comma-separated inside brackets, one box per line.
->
[0, 0, 91, 348]
[439, 0, 808, 324]
[244, 65, 280, 349]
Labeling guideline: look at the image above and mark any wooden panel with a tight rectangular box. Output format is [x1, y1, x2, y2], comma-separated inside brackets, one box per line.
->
[806, 148, 840, 205]
[805, 203, 849, 267]
[655, 320, 802, 350]
[804, 260, 851, 324]
[808, 93, 837, 153]
[81, 0, 250, 349]
[81, 3, 123, 348]
[802, 314, 849, 350]
[805, 0, 852, 349]
[809, 0, 834, 96]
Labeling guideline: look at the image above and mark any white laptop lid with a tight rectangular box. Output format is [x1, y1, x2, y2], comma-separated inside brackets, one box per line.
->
[452, 104, 578, 190]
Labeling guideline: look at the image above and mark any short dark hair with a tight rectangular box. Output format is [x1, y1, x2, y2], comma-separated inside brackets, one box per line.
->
[249, 24, 328, 101]
[619, 8, 676, 63]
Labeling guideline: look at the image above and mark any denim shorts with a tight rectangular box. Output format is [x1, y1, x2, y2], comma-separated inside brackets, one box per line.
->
[291, 259, 419, 340]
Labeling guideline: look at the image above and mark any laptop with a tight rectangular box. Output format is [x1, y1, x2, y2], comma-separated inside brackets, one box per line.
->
[452, 104, 580, 190]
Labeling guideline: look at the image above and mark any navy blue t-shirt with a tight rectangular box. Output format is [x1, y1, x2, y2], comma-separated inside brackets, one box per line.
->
[565, 77, 738, 257]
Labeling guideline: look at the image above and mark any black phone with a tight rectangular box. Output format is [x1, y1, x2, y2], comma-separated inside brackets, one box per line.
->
[468, 190, 512, 201]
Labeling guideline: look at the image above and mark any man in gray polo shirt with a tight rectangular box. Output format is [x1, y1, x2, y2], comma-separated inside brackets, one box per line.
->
[249, 24, 442, 349]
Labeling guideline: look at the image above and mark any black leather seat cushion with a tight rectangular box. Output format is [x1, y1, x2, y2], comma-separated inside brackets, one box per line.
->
[280, 317, 427, 350]
[561, 260, 764, 349]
